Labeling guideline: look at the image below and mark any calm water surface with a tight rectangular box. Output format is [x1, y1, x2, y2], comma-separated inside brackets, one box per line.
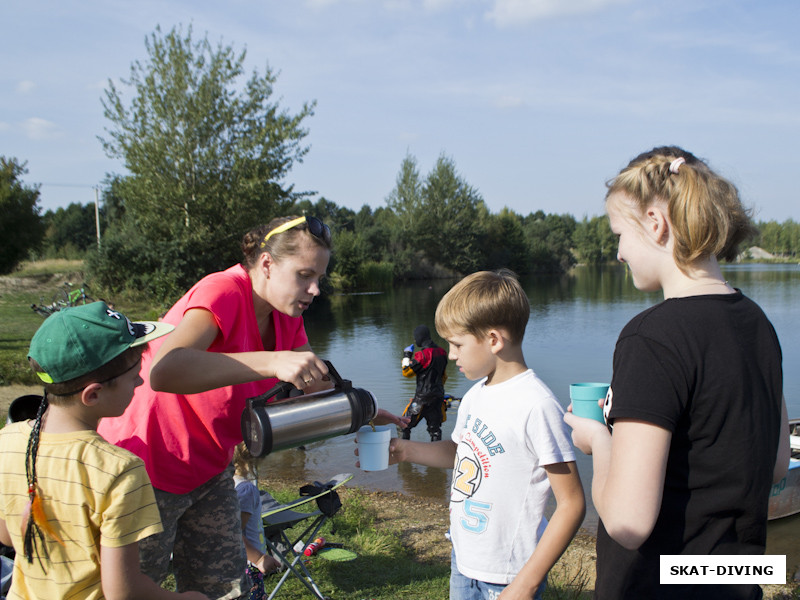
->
[259, 264, 800, 569]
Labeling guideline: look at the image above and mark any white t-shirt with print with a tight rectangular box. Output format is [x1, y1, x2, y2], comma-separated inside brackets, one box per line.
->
[449, 369, 575, 584]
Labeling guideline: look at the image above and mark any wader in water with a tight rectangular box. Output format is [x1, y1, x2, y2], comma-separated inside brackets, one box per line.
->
[401, 325, 448, 442]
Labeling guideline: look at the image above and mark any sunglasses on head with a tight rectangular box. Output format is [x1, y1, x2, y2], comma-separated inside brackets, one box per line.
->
[261, 215, 331, 248]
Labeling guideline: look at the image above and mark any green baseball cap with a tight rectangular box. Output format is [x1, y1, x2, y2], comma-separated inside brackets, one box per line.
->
[28, 301, 174, 384]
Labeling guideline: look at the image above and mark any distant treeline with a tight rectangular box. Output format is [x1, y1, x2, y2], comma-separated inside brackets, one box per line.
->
[34, 188, 799, 302]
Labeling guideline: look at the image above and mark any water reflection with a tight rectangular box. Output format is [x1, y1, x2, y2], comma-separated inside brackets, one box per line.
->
[397, 461, 450, 501]
[257, 264, 800, 571]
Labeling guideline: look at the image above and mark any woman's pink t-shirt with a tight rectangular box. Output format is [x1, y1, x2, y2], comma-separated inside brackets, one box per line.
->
[97, 264, 308, 494]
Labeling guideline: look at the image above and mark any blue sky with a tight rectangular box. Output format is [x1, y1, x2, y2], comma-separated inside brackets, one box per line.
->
[2, 0, 798, 221]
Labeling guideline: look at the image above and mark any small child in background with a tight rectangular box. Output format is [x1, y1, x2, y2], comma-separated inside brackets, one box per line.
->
[0, 301, 207, 600]
[233, 443, 280, 600]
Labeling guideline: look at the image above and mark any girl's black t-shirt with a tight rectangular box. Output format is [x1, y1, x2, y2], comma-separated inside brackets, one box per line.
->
[595, 291, 783, 600]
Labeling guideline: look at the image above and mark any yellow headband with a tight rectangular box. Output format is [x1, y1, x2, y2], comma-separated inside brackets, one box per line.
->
[260, 216, 306, 248]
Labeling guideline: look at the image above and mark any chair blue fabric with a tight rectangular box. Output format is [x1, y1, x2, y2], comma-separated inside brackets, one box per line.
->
[1, 555, 13, 598]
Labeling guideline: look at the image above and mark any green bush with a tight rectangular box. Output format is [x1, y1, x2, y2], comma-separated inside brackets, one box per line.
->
[86, 226, 223, 303]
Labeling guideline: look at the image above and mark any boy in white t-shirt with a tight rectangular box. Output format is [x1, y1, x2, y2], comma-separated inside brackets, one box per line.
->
[382, 270, 585, 600]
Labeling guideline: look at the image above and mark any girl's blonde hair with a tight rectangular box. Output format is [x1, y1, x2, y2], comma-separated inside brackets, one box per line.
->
[435, 269, 529, 345]
[606, 146, 757, 270]
[233, 442, 258, 479]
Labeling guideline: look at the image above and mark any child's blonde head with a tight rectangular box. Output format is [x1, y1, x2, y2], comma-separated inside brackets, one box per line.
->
[606, 146, 757, 270]
[435, 269, 529, 345]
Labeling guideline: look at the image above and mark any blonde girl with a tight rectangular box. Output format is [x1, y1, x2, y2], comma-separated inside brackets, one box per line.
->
[565, 146, 789, 600]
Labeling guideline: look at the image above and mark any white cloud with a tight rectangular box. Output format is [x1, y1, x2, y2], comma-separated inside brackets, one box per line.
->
[422, 0, 458, 11]
[305, 0, 344, 7]
[493, 95, 525, 109]
[486, 0, 632, 27]
[87, 79, 108, 91]
[21, 117, 62, 141]
[398, 131, 421, 142]
[16, 80, 36, 94]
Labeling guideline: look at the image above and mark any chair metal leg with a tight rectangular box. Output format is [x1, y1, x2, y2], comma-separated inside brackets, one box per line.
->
[264, 515, 329, 599]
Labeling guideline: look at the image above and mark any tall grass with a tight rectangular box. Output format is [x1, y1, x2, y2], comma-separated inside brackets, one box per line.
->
[357, 261, 395, 289]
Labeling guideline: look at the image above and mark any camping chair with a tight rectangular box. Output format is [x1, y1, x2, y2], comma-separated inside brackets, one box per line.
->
[260, 473, 353, 600]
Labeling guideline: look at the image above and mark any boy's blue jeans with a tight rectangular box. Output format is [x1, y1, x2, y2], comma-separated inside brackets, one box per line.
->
[450, 548, 546, 600]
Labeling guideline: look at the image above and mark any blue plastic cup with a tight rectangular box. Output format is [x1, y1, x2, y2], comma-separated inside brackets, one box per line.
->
[569, 383, 609, 423]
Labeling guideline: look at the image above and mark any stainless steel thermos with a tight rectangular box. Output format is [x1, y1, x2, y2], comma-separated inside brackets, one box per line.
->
[241, 361, 378, 457]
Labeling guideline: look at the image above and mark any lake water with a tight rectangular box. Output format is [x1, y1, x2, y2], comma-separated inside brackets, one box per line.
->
[259, 263, 800, 569]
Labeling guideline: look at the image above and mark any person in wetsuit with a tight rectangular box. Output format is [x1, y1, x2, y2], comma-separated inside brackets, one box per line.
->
[401, 324, 448, 441]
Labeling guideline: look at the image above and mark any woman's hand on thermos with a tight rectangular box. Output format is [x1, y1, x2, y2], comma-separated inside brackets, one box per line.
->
[267, 351, 329, 390]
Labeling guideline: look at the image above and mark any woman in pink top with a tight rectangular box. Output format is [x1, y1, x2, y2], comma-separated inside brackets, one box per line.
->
[98, 215, 405, 599]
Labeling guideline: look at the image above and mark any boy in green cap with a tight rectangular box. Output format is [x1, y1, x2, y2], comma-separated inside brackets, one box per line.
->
[0, 302, 208, 600]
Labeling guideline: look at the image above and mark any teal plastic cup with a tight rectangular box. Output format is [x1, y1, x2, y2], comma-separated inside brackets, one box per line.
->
[569, 383, 609, 423]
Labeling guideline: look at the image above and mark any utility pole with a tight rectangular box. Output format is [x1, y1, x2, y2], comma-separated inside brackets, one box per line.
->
[94, 187, 101, 248]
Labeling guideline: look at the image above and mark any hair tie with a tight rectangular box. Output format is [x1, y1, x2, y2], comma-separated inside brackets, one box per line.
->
[669, 157, 686, 174]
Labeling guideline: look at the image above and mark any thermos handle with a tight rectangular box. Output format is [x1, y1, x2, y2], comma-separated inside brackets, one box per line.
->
[323, 360, 352, 391]
[248, 360, 350, 410]
[248, 381, 295, 409]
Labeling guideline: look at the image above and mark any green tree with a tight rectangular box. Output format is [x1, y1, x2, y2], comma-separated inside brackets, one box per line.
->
[386, 153, 424, 235]
[359, 205, 412, 279]
[95, 24, 315, 296]
[99, 176, 128, 225]
[573, 215, 616, 265]
[42, 202, 98, 258]
[0, 157, 45, 274]
[755, 219, 799, 258]
[485, 209, 528, 273]
[353, 205, 386, 259]
[298, 197, 357, 234]
[418, 154, 489, 274]
[522, 212, 577, 272]
[757, 220, 782, 255]
[787, 219, 800, 257]
[330, 228, 367, 288]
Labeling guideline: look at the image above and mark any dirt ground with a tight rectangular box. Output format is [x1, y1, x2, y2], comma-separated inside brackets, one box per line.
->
[1, 384, 797, 597]
[0, 385, 40, 417]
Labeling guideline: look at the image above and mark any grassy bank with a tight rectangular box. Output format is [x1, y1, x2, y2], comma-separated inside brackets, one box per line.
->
[0, 260, 86, 384]
[0, 260, 159, 385]
[215, 474, 597, 600]
[188, 473, 799, 600]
